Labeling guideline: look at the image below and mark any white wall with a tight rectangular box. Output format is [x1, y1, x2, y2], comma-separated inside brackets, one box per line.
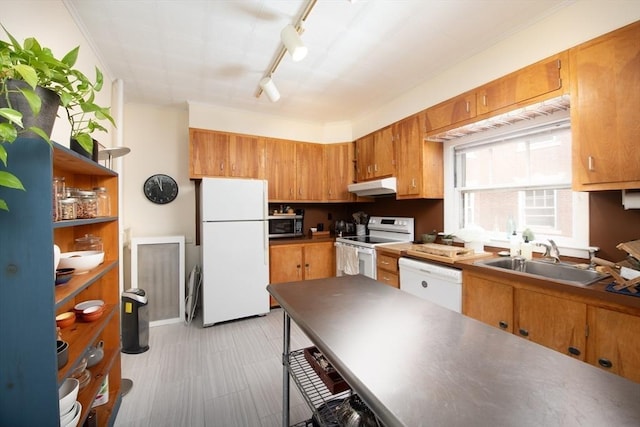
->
[3, 0, 115, 148]
[121, 104, 198, 279]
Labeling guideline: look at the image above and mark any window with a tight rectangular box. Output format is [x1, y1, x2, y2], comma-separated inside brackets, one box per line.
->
[444, 112, 589, 251]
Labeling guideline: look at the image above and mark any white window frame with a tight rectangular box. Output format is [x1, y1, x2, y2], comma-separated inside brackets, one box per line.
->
[443, 110, 592, 258]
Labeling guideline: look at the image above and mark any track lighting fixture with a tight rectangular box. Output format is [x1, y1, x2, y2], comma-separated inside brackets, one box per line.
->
[280, 24, 307, 62]
[259, 77, 280, 102]
[256, 0, 317, 101]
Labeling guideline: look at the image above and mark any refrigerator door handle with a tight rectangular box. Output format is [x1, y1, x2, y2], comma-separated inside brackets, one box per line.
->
[264, 221, 269, 266]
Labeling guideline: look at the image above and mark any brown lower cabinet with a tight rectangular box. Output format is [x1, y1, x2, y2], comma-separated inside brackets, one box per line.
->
[376, 249, 400, 288]
[463, 270, 640, 383]
[269, 241, 336, 307]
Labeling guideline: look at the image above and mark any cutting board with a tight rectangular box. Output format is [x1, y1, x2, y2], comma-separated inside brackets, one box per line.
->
[405, 243, 493, 264]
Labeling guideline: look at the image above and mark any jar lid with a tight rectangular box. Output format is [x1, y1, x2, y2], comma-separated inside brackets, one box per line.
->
[75, 234, 102, 243]
[93, 187, 107, 191]
[72, 190, 97, 198]
[60, 198, 77, 204]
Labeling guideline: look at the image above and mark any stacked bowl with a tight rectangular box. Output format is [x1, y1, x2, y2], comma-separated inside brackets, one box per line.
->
[74, 299, 105, 322]
[58, 378, 81, 427]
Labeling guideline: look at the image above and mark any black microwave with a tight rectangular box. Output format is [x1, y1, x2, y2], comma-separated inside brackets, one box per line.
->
[268, 215, 303, 238]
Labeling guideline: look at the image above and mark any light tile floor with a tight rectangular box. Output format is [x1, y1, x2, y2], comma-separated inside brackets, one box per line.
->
[114, 308, 314, 427]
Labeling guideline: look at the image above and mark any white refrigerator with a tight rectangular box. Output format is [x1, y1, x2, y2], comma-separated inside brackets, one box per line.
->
[200, 177, 269, 326]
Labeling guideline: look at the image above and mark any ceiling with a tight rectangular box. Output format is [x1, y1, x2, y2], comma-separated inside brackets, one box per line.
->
[64, 0, 572, 123]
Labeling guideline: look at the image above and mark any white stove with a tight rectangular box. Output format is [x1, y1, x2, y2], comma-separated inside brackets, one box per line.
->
[336, 216, 414, 279]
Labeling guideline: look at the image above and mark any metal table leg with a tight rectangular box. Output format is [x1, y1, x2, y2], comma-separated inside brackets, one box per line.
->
[282, 311, 291, 427]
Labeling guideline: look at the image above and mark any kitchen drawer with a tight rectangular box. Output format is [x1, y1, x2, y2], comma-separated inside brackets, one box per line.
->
[377, 253, 399, 273]
[377, 268, 399, 288]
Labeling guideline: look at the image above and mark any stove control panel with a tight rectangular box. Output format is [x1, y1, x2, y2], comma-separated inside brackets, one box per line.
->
[367, 216, 414, 234]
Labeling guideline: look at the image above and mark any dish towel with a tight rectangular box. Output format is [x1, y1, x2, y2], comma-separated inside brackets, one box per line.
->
[336, 244, 359, 275]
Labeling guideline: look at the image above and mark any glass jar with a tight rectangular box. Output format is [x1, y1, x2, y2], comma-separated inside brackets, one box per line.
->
[73, 190, 98, 219]
[59, 198, 77, 220]
[52, 177, 65, 221]
[93, 187, 111, 217]
[74, 234, 103, 252]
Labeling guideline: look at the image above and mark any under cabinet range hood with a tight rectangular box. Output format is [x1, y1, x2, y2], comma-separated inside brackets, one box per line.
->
[348, 177, 397, 197]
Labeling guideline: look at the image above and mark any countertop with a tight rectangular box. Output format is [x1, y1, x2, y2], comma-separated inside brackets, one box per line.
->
[268, 236, 335, 246]
[268, 275, 640, 427]
[377, 242, 640, 313]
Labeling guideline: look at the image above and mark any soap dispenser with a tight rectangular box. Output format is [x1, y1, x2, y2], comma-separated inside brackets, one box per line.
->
[521, 237, 533, 260]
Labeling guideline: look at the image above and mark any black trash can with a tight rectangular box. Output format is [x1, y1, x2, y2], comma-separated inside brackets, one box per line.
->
[121, 288, 150, 354]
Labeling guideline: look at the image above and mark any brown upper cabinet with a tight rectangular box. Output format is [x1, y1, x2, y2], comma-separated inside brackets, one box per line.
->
[265, 138, 297, 201]
[295, 142, 325, 201]
[189, 128, 264, 179]
[394, 114, 443, 199]
[476, 52, 566, 115]
[355, 126, 395, 181]
[423, 91, 477, 133]
[424, 52, 567, 136]
[324, 142, 355, 202]
[570, 20, 640, 191]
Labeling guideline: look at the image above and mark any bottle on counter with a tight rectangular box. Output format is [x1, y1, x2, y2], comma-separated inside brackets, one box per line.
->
[521, 237, 533, 260]
[509, 231, 520, 257]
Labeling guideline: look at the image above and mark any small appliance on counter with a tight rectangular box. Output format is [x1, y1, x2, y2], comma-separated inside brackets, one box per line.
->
[268, 207, 304, 238]
[334, 219, 356, 237]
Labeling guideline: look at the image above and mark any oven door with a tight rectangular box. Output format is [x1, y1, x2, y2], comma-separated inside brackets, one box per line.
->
[335, 242, 376, 279]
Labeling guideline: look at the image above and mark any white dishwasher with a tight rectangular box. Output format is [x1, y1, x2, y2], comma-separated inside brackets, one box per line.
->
[399, 257, 463, 313]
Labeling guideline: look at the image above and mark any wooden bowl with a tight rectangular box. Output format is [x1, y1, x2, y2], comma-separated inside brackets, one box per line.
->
[56, 312, 76, 329]
[78, 305, 105, 322]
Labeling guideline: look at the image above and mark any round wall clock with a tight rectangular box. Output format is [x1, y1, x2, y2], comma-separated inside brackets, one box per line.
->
[143, 174, 179, 204]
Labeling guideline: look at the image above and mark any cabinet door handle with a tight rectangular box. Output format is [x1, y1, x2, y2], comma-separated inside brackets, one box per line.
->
[465, 101, 470, 113]
[598, 358, 613, 369]
[518, 328, 529, 337]
[421, 280, 428, 288]
[588, 156, 595, 171]
[568, 346, 581, 356]
[220, 162, 224, 171]
[482, 94, 487, 106]
[498, 321, 509, 330]
[374, 164, 378, 172]
[411, 178, 416, 188]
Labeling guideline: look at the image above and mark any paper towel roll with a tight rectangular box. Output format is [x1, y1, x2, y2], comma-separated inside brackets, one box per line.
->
[622, 190, 640, 210]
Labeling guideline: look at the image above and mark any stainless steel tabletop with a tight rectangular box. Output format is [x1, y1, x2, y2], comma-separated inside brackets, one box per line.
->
[268, 275, 640, 427]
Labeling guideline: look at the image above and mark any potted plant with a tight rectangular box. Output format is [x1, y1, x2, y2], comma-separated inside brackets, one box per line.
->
[0, 26, 114, 210]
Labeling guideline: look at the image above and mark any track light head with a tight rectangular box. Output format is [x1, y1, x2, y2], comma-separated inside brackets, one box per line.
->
[259, 77, 280, 102]
[281, 24, 307, 62]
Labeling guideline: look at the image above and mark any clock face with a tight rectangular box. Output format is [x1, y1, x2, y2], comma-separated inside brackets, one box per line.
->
[143, 174, 179, 204]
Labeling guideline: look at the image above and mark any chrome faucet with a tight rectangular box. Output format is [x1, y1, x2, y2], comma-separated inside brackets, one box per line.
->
[536, 239, 561, 263]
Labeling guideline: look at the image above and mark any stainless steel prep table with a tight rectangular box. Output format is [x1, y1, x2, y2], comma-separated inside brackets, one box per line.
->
[267, 275, 640, 427]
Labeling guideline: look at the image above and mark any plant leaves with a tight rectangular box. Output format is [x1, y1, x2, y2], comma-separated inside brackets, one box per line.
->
[0, 123, 18, 142]
[0, 144, 7, 166]
[0, 108, 24, 127]
[61, 46, 79, 68]
[0, 198, 8, 211]
[13, 64, 38, 89]
[24, 126, 51, 143]
[75, 133, 93, 153]
[0, 170, 25, 190]
[17, 87, 42, 116]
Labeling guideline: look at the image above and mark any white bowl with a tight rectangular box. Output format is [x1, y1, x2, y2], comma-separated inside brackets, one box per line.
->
[62, 401, 82, 427]
[60, 400, 81, 426]
[74, 299, 105, 312]
[58, 378, 79, 418]
[58, 251, 104, 274]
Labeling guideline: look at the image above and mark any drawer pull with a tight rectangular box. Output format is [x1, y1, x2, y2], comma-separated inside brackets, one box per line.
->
[568, 346, 581, 356]
[518, 328, 529, 337]
[598, 358, 613, 369]
[498, 321, 508, 330]
[421, 280, 428, 288]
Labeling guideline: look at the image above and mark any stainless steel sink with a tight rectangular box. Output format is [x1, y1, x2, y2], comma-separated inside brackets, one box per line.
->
[474, 257, 608, 286]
